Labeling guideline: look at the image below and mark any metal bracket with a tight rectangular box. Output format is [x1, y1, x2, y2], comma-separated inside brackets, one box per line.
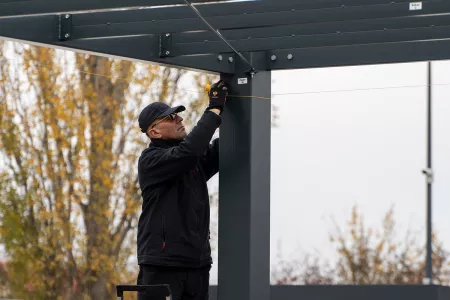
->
[58, 14, 72, 41]
[159, 33, 172, 58]
[422, 168, 434, 184]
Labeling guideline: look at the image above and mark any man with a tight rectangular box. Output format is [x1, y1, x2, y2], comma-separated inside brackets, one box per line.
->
[136, 80, 228, 300]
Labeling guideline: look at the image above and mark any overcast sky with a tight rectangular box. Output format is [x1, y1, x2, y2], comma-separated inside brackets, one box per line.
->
[206, 60, 450, 284]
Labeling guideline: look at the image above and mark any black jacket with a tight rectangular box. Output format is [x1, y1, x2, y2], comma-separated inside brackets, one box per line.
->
[137, 111, 221, 268]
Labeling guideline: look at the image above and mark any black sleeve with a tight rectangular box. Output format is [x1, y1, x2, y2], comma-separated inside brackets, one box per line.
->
[200, 138, 219, 181]
[139, 111, 221, 185]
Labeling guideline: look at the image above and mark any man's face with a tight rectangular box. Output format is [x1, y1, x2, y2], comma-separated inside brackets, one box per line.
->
[147, 113, 187, 140]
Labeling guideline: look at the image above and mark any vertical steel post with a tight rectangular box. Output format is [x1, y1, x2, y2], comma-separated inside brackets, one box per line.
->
[424, 61, 433, 284]
[218, 53, 271, 300]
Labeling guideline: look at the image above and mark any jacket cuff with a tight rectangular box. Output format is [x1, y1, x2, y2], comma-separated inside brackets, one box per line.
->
[204, 109, 222, 126]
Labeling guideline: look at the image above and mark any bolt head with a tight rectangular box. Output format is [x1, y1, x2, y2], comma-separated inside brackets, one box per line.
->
[65, 14, 70, 19]
[218, 55, 223, 61]
[165, 51, 170, 55]
[228, 57, 234, 63]
[271, 55, 277, 61]
[166, 33, 170, 37]
[287, 54, 293, 60]
[64, 33, 70, 38]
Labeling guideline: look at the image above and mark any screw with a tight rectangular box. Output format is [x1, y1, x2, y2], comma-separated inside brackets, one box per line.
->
[228, 57, 234, 63]
[165, 51, 170, 55]
[64, 33, 70, 38]
[65, 14, 70, 19]
[218, 55, 223, 61]
[166, 33, 170, 37]
[287, 54, 293, 60]
[271, 55, 277, 61]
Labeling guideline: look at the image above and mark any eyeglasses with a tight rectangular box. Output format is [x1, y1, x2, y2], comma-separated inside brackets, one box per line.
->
[151, 113, 177, 128]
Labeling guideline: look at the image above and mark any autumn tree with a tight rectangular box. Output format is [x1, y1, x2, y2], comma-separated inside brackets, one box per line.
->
[0, 40, 211, 299]
[332, 205, 450, 285]
[271, 205, 450, 285]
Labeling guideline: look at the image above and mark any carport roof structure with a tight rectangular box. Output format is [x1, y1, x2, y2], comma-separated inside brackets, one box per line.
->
[2, 1, 450, 300]
[2, 0, 450, 73]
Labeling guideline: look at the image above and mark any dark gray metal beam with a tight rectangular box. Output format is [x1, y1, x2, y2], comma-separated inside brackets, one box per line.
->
[60, 36, 235, 73]
[218, 52, 271, 300]
[208, 285, 450, 300]
[268, 39, 450, 70]
[65, 0, 425, 26]
[70, 1, 448, 39]
[0, 14, 57, 41]
[174, 14, 450, 43]
[0, 13, 234, 73]
[167, 24, 450, 56]
[0, 32, 234, 74]
[0, 0, 223, 18]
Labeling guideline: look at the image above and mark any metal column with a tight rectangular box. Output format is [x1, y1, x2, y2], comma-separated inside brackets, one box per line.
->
[424, 61, 433, 284]
[218, 54, 271, 300]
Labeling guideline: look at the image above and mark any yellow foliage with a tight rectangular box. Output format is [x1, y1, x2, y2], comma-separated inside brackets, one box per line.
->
[0, 41, 209, 299]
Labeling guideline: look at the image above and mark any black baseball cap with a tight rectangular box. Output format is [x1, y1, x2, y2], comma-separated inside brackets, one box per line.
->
[138, 102, 185, 133]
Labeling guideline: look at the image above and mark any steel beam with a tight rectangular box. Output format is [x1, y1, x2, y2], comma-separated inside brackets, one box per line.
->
[218, 52, 271, 300]
[55, 0, 427, 26]
[207, 285, 450, 300]
[174, 14, 450, 43]
[69, 1, 448, 39]
[166, 24, 450, 56]
[61, 36, 235, 73]
[0, 14, 234, 73]
[268, 39, 450, 70]
[0, 0, 223, 18]
[0, 34, 234, 74]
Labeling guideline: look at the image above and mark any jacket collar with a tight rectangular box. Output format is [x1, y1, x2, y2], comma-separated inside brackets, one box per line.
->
[149, 138, 182, 149]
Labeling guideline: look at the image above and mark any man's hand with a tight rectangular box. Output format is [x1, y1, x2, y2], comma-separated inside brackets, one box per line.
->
[207, 80, 228, 114]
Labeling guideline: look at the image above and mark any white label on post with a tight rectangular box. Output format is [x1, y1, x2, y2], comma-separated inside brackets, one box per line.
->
[238, 78, 248, 85]
[409, 2, 422, 10]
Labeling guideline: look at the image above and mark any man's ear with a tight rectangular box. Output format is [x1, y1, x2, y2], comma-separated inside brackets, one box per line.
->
[148, 128, 162, 139]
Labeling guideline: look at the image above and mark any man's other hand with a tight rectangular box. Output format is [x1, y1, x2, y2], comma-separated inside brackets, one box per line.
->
[207, 80, 229, 114]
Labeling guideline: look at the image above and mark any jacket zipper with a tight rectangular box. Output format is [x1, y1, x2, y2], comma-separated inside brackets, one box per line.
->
[161, 215, 166, 250]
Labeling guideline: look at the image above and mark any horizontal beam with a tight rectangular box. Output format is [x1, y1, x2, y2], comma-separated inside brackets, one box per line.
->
[270, 285, 443, 300]
[167, 24, 450, 56]
[70, 0, 419, 26]
[0, 0, 222, 18]
[174, 14, 450, 43]
[267, 39, 450, 70]
[70, 1, 449, 39]
[60, 36, 235, 73]
[208, 285, 450, 300]
[0, 33, 234, 74]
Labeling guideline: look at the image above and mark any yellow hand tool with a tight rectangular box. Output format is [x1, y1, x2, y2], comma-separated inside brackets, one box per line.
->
[205, 83, 211, 93]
